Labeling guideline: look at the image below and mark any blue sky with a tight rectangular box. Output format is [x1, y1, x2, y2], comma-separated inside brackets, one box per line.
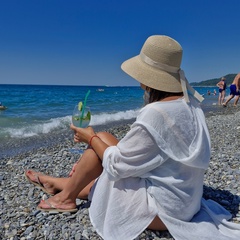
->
[0, 0, 240, 86]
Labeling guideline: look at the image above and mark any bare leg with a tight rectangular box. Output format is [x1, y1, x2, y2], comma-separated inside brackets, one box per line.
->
[223, 94, 234, 106]
[221, 91, 226, 105]
[218, 93, 221, 105]
[234, 95, 240, 106]
[37, 132, 118, 210]
[148, 216, 167, 231]
[33, 132, 169, 231]
[26, 168, 97, 199]
[25, 170, 68, 195]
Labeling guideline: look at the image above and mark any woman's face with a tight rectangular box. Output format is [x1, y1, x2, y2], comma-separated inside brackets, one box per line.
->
[141, 84, 150, 105]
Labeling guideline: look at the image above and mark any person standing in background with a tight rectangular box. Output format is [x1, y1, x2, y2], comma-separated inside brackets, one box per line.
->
[216, 77, 227, 105]
[223, 73, 240, 107]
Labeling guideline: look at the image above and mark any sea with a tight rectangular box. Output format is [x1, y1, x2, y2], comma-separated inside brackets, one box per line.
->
[0, 84, 228, 159]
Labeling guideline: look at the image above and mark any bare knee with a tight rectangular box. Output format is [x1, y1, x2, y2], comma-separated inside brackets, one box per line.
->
[96, 132, 119, 146]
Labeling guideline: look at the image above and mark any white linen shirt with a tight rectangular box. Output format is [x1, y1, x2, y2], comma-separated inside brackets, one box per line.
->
[89, 97, 240, 240]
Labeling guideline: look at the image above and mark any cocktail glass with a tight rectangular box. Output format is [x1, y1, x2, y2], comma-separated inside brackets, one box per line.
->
[72, 105, 91, 128]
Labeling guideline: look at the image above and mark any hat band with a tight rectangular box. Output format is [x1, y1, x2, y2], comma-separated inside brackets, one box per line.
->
[140, 52, 204, 103]
[140, 52, 179, 73]
[180, 70, 204, 103]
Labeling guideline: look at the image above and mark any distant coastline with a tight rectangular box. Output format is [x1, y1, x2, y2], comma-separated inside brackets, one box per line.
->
[191, 73, 237, 87]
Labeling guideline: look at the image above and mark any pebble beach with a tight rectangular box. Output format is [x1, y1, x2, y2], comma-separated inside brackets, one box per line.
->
[1, 106, 240, 240]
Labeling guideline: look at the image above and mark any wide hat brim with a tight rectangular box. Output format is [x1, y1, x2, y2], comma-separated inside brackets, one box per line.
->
[121, 55, 183, 92]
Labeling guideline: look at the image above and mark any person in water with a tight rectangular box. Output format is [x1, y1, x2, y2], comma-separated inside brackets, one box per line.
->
[25, 35, 240, 240]
[0, 102, 7, 110]
[223, 73, 240, 107]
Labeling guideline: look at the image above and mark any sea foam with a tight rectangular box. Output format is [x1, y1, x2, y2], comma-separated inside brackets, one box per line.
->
[2, 109, 139, 139]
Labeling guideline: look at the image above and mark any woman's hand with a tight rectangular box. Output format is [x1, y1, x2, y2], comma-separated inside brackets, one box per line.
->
[70, 124, 95, 144]
[71, 124, 114, 160]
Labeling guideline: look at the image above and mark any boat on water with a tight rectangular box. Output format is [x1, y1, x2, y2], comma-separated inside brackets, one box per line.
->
[96, 88, 104, 92]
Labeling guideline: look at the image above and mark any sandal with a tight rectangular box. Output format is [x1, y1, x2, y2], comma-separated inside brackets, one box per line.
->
[37, 199, 78, 213]
[24, 170, 54, 196]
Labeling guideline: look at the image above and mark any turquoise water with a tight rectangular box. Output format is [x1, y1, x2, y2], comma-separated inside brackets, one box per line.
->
[0, 84, 228, 158]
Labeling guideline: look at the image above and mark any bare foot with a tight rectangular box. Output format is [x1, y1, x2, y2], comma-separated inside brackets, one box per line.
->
[37, 193, 77, 212]
[25, 170, 58, 195]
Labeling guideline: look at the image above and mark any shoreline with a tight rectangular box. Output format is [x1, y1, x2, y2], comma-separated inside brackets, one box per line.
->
[1, 105, 240, 239]
[0, 102, 236, 160]
[0, 119, 135, 160]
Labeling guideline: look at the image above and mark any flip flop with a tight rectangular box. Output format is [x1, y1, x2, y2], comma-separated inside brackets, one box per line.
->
[37, 199, 78, 213]
[24, 170, 54, 196]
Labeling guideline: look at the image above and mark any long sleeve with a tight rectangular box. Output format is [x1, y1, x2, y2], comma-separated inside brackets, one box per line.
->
[102, 125, 167, 181]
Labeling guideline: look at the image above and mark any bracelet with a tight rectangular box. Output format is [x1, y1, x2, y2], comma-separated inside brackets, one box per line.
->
[89, 135, 100, 147]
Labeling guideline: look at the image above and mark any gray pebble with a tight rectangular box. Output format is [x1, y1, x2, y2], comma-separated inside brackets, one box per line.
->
[1, 110, 240, 239]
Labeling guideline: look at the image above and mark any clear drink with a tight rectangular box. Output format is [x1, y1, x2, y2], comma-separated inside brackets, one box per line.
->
[72, 105, 91, 128]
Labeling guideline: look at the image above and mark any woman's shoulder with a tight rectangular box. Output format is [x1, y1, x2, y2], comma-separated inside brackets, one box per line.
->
[146, 98, 185, 109]
[138, 99, 187, 120]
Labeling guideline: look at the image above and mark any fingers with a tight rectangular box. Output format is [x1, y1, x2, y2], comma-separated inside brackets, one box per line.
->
[70, 123, 77, 131]
[73, 134, 81, 142]
[70, 124, 95, 144]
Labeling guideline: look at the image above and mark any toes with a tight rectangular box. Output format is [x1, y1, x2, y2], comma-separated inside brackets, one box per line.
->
[25, 170, 37, 181]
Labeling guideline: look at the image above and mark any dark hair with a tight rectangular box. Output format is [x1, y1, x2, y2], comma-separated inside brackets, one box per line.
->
[147, 87, 183, 103]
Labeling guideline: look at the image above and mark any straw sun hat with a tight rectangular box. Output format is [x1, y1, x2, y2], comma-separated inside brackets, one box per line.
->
[121, 35, 203, 102]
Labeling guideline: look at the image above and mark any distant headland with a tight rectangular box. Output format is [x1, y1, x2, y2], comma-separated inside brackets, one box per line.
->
[190, 73, 237, 86]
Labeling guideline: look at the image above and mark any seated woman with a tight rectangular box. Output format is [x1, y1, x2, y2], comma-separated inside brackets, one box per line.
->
[25, 35, 240, 240]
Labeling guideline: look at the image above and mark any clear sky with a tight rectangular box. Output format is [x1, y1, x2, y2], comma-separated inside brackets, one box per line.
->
[0, 0, 240, 86]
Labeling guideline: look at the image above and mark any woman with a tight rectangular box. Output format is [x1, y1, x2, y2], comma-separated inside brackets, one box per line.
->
[216, 77, 227, 105]
[25, 35, 240, 240]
